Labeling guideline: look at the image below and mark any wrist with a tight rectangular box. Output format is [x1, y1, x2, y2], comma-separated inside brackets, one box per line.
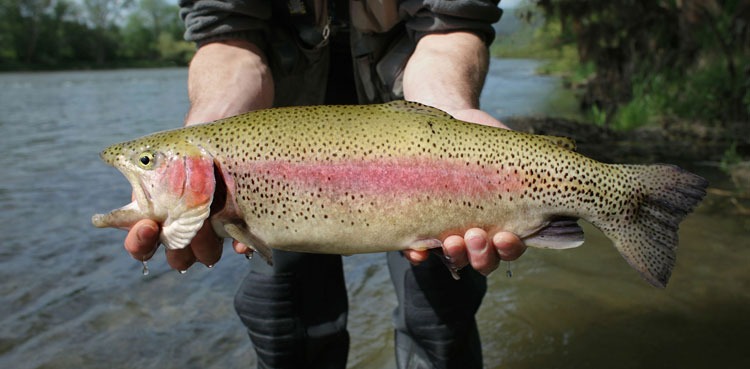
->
[185, 40, 274, 125]
[403, 32, 489, 112]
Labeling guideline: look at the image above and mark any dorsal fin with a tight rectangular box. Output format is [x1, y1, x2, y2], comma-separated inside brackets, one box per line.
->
[384, 100, 454, 119]
[540, 135, 577, 151]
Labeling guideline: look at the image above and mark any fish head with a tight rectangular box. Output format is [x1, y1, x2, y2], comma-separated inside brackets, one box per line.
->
[92, 132, 216, 250]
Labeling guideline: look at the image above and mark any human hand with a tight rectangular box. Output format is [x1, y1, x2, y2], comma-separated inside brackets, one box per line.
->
[124, 218, 223, 271]
[402, 230, 526, 276]
[448, 107, 510, 129]
[401, 107, 527, 275]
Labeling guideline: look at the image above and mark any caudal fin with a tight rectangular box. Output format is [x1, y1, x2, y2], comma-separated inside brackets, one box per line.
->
[600, 164, 708, 287]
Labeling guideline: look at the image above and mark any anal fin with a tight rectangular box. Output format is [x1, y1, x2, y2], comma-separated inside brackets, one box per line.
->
[524, 217, 585, 249]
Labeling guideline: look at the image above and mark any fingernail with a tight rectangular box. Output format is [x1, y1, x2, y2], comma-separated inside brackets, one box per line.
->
[493, 232, 522, 260]
[492, 232, 513, 246]
[137, 223, 158, 242]
[465, 230, 487, 252]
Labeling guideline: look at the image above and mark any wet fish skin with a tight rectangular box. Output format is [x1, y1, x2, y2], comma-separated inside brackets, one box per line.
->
[92, 101, 708, 287]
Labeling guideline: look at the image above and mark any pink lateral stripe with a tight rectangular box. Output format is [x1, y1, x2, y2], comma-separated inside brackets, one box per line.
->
[241, 158, 523, 197]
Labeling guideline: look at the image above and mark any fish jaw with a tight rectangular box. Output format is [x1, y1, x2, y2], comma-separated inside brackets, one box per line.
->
[92, 151, 159, 230]
[92, 201, 148, 230]
[92, 140, 216, 250]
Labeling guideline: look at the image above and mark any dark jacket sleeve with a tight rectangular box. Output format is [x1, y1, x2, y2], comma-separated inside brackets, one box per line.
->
[178, 0, 271, 47]
[399, 0, 503, 45]
[178, 0, 503, 47]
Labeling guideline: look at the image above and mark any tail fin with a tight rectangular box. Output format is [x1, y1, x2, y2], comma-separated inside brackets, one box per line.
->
[599, 164, 708, 287]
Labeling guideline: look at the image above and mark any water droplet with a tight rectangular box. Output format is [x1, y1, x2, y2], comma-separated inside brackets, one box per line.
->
[141, 260, 150, 276]
[506, 261, 512, 278]
[245, 251, 254, 260]
[178, 269, 187, 274]
[206, 264, 214, 269]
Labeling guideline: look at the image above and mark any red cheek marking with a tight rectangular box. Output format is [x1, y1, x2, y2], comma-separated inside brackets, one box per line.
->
[184, 156, 215, 207]
[161, 158, 187, 196]
[242, 158, 523, 198]
[157, 157, 214, 207]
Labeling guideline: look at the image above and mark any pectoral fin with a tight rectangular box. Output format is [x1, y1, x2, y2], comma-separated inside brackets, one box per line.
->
[223, 222, 274, 265]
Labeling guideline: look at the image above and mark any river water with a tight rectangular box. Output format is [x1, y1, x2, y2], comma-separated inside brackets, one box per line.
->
[0, 61, 748, 369]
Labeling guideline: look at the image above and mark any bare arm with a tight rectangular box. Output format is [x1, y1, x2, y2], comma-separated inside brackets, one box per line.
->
[402, 32, 526, 275]
[125, 40, 274, 270]
[184, 40, 274, 125]
[404, 32, 492, 121]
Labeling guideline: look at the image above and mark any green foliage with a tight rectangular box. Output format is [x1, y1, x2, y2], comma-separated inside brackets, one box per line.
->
[720, 142, 743, 173]
[492, 11, 596, 89]
[587, 105, 607, 127]
[610, 78, 666, 130]
[157, 32, 195, 65]
[0, 0, 194, 70]
[585, 81, 662, 131]
[492, 12, 560, 60]
[532, 0, 750, 128]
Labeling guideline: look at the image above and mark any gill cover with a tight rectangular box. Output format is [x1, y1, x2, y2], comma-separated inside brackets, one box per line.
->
[158, 152, 215, 250]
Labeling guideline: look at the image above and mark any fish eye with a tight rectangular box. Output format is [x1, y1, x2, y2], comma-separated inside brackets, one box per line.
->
[137, 152, 155, 169]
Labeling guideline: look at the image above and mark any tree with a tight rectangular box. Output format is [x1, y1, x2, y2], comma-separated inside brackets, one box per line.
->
[81, 0, 133, 64]
[121, 0, 193, 64]
[536, 0, 750, 125]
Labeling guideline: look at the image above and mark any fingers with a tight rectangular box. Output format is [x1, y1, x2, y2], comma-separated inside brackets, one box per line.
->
[166, 248, 197, 271]
[402, 249, 430, 265]
[125, 219, 224, 272]
[189, 222, 223, 267]
[233, 240, 249, 255]
[493, 231, 526, 261]
[124, 219, 160, 261]
[464, 228, 500, 275]
[442, 235, 469, 269]
[167, 222, 223, 271]
[433, 229, 527, 276]
[448, 108, 508, 129]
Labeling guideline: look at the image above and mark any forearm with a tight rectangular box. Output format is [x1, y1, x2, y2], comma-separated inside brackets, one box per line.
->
[400, 30, 525, 273]
[185, 39, 274, 126]
[403, 32, 490, 112]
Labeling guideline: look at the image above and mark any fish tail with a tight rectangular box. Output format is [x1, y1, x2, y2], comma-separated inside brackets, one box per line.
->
[598, 164, 708, 287]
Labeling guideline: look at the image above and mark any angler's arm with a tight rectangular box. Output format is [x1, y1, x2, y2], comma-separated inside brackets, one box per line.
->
[184, 40, 274, 125]
[403, 32, 506, 128]
[125, 39, 274, 270]
[402, 31, 527, 275]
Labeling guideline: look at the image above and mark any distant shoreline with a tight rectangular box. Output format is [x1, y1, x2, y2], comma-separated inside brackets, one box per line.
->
[0, 60, 188, 73]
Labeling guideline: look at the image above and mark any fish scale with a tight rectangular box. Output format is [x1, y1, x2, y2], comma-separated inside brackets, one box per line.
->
[93, 101, 708, 287]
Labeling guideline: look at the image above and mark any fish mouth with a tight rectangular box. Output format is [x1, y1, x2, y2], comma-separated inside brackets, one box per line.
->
[92, 162, 155, 230]
[102, 149, 154, 218]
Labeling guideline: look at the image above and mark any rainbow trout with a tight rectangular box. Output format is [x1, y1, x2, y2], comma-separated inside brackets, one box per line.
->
[92, 101, 707, 287]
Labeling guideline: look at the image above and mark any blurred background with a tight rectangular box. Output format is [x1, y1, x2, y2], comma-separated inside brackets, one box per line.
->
[1, 1, 748, 368]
